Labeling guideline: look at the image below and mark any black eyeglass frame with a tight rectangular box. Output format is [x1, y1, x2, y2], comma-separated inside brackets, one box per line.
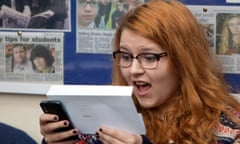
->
[112, 50, 168, 69]
[78, 0, 99, 8]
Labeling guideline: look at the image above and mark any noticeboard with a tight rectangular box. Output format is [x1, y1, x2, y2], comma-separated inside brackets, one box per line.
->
[0, 0, 239, 94]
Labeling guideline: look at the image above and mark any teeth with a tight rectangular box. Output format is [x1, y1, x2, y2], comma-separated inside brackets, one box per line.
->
[135, 82, 146, 86]
[134, 81, 149, 88]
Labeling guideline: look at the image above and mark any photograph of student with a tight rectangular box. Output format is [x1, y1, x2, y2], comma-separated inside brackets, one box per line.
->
[96, 0, 123, 29]
[78, 0, 100, 29]
[96, 0, 143, 29]
[30, 45, 55, 73]
[12, 44, 32, 73]
[217, 14, 240, 55]
[111, 1, 125, 29]
[0, 0, 31, 28]
[27, 0, 68, 29]
[39, 0, 240, 144]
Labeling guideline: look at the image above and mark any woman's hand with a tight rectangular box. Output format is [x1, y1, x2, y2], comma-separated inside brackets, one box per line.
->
[96, 126, 142, 144]
[39, 113, 79, 144]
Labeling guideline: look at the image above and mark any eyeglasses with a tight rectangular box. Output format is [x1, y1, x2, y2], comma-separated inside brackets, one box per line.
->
[113, 50, 168, 69]
[78, 0, 98, 8]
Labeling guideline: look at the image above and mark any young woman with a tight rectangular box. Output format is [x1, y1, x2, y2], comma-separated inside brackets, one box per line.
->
[218, 14, 240, 55]
[30, 45, 55, 73]
[40, 0, 240, 144]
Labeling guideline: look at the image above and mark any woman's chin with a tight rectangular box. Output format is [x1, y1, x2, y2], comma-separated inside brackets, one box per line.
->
[138, 101, 155, 109]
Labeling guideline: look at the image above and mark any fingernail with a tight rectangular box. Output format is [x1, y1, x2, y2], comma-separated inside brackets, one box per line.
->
[99, 128, 103, 132]
[63, 121, 68, 126]
[73, 130, 77, 134]
[95, 132, 99, 136]
[53, 116, 58, 121]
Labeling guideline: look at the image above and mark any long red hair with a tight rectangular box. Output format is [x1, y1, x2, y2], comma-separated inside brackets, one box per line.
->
[112, 0, 240, 143]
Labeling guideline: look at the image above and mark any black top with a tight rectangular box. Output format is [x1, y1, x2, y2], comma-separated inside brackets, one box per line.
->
[0, 123, 37, 144]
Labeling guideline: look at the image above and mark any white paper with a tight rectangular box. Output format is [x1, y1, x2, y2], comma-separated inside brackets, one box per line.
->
[226, 0, 240, 3]
[47, 85, 146, 134]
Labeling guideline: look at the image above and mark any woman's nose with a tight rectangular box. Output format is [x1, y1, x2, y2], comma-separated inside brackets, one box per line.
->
[129, 59, 145, 75]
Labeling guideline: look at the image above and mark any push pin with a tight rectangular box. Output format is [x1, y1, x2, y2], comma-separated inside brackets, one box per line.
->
[203, 8, 208, 12]
[17, 31, 22, 36]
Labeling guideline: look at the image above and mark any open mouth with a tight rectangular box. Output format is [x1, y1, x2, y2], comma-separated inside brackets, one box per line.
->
[134, 81, 151, 96]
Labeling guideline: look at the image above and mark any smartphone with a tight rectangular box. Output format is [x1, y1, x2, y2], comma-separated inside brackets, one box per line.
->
[40, 100, 79, 140]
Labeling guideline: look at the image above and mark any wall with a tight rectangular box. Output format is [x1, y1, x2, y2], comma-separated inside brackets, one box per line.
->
[0, 93, 46, 143]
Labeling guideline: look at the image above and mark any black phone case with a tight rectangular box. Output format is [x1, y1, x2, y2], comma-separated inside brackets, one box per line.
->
[40, 100, 79, 141]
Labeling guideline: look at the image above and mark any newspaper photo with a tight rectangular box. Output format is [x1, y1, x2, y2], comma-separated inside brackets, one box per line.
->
[188, 5, 240, 74]
[76, 0, 144, 53]
[0, 0, 70, 31]
[0, 32, 64, 84]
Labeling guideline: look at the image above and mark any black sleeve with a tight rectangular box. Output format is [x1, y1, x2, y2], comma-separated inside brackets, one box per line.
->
[141, 135, 152, 144]
[49, 0, 67, 18]
[0, 123, 37, 144]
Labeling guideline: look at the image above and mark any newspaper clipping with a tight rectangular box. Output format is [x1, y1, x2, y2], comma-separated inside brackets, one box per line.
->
[76, 0, 144, 54]
[0, 32, 64, 83]
[187, 5, 240, 74]
[0, 0, 70, 31]
[77, 2, 240, 74]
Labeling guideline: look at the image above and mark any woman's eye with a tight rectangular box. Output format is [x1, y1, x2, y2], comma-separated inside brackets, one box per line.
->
[143, 55, 157, 62]
[121, 54, 131, 61]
